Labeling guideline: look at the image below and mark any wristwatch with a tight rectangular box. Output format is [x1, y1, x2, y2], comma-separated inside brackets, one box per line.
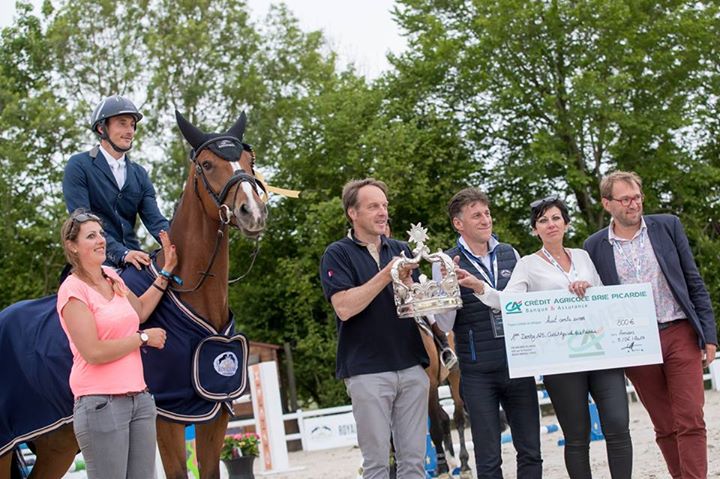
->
[138, 330, 149, 347]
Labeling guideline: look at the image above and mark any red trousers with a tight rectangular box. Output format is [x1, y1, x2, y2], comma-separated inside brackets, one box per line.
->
[625, 320, 707, 479]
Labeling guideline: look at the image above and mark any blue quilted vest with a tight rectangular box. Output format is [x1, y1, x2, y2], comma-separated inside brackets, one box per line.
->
[447, 243, 517, 373]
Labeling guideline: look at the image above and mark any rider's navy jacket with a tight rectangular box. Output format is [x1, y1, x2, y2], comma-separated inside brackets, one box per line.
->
[63, 146, 169, 266]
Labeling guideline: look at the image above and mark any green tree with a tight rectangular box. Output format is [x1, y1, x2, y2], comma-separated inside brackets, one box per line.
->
[229, 60, 478, 405]
[390, 0, 720, 321]
[0, 2, 80, 305]
[392, 0, 720, 244]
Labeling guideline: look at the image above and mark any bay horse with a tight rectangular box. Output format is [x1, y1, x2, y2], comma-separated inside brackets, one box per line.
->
[0, 109, 267, 479]
[417, 325, 472, 479]
[151, 110, 267, 478]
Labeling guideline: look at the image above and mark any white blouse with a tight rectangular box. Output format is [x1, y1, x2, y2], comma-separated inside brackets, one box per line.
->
[477, 248, 603, 310]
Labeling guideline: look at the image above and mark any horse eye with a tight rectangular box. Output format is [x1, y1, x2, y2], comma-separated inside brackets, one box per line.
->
[202, 161, 211, 170]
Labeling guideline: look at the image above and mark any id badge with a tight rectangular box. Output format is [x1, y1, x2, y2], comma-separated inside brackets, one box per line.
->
[490, 309, 505, 338]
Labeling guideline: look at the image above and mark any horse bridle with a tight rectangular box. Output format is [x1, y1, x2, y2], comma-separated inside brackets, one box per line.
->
[169, 136, 266, 294]
[192, 136, 265, 210]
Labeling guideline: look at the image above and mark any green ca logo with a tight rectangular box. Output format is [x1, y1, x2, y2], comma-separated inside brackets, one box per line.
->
[504, 301, 522, 314]
[568, 330, 606, 358]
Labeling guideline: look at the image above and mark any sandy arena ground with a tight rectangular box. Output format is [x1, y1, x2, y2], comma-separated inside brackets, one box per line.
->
[257, 390, 720, 479]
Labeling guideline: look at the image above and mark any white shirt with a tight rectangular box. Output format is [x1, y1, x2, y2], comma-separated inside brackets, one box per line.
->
[99, 144, 126, 189]
[430, 236, 520, 332]
[477, 248, 603, 310]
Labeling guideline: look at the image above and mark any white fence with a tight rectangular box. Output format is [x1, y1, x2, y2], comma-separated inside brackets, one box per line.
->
[228, 361, 720, 453]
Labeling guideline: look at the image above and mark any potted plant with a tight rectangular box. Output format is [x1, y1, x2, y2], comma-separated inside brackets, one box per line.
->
[220, 433, 260, 479]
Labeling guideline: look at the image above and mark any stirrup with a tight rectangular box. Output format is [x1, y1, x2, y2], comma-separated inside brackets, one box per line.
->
[440, 347, 458, 371]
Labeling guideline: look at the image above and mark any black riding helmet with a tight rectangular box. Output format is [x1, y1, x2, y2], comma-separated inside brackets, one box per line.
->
[90, 95, 143, 153]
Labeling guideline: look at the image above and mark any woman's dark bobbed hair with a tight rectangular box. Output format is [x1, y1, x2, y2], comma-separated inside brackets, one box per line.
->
[529, 194, 571, 229]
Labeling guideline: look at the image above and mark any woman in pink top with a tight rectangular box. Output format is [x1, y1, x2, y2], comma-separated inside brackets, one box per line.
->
[57, 210, 177, 479]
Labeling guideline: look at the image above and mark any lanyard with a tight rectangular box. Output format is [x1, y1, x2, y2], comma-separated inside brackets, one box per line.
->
[541, 247, 578, 284]
[457, 239, 497, 288]
[612, 230, 645, 282]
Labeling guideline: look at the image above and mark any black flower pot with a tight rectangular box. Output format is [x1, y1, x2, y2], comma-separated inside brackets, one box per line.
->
[222, 455, 256, 479]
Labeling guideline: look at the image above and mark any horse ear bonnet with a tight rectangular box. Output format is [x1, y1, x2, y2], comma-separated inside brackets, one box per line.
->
[175, 110, 247, 162]
[206, 140, 242, 163]
[175, 110, 205, 150]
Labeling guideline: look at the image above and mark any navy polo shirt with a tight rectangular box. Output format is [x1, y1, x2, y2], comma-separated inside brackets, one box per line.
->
[320, 234, 429, 379]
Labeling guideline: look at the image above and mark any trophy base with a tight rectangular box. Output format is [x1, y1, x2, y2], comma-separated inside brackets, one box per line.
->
[397, 297, 463, 318]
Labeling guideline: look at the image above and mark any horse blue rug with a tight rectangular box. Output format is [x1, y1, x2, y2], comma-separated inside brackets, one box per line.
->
[121, 264, 249, 422]
[0, 295, 74, 456]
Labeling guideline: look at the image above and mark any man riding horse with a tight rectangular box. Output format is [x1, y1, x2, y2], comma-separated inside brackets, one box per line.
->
[63, 95, 169, 269]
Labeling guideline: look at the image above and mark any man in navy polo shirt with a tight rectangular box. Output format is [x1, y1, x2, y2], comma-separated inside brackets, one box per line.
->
[320, 178, 429, 479]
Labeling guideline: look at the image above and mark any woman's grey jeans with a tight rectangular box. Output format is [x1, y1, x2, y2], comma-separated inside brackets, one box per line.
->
[73, 391, 157, 479]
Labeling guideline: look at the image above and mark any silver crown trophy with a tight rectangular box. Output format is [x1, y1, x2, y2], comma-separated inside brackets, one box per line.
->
[391, 223, 462, 369]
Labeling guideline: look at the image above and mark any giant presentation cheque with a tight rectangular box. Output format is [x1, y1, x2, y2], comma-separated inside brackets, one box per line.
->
[499, 283, 662, 378]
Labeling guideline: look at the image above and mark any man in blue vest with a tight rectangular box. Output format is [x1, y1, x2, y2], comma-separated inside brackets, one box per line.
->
[320, 178, 429, 479]
[433, 188, 542, 479]
[63, 95, 169, 268]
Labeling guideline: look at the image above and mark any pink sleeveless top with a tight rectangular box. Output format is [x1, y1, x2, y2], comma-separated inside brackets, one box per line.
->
[57, 267, 147, 399]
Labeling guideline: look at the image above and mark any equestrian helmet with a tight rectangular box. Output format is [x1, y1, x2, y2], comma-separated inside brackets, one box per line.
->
[90, 95, 143, 135]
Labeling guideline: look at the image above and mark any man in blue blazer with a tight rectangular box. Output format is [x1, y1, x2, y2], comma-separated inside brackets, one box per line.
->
[63, 96, 169, 268]
[584, 171, 717, 478]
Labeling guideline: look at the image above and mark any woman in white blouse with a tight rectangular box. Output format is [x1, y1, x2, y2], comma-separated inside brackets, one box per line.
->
[454, 195, 632, 479]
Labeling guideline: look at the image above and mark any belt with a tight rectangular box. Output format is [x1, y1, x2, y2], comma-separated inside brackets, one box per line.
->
[114, 387, 149, 397]
[658, 319, 686, 331]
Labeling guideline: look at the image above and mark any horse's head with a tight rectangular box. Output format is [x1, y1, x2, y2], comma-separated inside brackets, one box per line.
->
[175, 110, 268, 238]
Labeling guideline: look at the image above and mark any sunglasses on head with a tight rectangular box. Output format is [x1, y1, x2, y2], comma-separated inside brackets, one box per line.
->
[530, 194, 559, 210]
[72, 213, 101, 224]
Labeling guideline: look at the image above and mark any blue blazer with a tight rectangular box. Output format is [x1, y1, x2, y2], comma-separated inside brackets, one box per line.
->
[62, 146, 169, 266]
[584, 214, 717, 348]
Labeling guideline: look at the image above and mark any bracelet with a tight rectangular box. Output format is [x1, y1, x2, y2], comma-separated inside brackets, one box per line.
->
[151, 283, 167, 293]
[159, 269, 184, 286]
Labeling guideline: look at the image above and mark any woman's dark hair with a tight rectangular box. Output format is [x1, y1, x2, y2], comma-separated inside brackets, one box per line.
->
[529, 195, 571, 229]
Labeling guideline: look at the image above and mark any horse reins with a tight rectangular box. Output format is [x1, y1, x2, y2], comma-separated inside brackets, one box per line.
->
[168, 137, 266, 294]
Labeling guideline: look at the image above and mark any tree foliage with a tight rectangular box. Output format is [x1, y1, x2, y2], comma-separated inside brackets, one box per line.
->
[0, 2, 80, 305]
[390, 0, 720, 314]
[393, 0, 720, 231]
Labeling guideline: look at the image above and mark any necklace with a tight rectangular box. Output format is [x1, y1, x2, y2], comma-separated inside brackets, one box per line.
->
[540, 247, 578, 283]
